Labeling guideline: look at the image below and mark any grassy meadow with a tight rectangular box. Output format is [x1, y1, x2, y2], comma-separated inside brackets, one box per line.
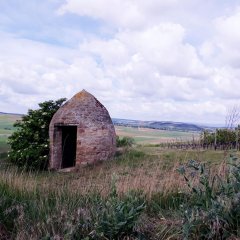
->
[115, 126, 199, 144]
[1, 147, 238, 239]
[0, 114, 239, 239]
[0, 114, 22, 153]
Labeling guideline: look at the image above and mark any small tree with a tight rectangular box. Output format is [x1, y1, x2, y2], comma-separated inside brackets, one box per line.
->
[8, 98, 66, 170]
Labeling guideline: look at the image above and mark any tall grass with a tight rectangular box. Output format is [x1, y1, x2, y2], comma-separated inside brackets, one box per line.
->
[0, 147, 239, 239]
[0, 168, 145, 239]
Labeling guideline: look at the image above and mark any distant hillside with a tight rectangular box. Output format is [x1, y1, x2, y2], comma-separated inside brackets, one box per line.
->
[112, 118, 211, 132]
[0, 112, 23, 116]
[0, 112, 23, 130]
[0, 112, 213, 132]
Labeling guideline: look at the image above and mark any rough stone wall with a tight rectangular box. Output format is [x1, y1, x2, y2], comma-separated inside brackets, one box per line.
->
[49, 90, 116, 170]
[50, 126, 62, 169]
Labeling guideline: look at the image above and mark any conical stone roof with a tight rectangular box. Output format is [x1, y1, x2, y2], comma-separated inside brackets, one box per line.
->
[50, 89, 112, 127]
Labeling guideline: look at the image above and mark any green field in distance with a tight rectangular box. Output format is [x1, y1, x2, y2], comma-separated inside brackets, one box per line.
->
[115, 126, 199, 144]
[0, 114, 22, 153]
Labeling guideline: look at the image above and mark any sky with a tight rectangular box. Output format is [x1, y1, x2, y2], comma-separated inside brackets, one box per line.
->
[1, 0, 240, 125]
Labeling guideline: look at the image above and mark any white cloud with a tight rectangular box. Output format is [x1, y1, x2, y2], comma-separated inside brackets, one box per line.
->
[215, 9, 240, 67]
[1, 1, 240, 124]
[58, 0, 196, 30]
[0, 20, 230, 124]
[0, 32, 113, 112]
[200, 8, 240, 67]
[58, 0, 147, 29]
[198, 8, 240, 105]
[78, 23, 211, 103]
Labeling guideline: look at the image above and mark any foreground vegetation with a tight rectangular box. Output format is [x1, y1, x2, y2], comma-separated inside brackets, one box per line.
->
[1, 109, 240, 239]
[7, 99, 66, 170]
[0, 146, 239, 239]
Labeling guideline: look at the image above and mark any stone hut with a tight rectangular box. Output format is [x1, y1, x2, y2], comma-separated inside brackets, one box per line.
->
[49, 90, 116, 170]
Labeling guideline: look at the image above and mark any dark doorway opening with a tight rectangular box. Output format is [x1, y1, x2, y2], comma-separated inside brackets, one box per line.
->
[61, 126, 77, 168]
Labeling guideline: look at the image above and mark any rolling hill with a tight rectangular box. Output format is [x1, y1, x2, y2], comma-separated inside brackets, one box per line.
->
[112, 118, 209, 132]
[0, 112, 213, 133]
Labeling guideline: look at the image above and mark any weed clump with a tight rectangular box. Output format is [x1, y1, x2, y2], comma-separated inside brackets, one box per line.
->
[178, 153, 240, 239]
[116, 136, 135, 148]
[0, 174, 146, 239]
